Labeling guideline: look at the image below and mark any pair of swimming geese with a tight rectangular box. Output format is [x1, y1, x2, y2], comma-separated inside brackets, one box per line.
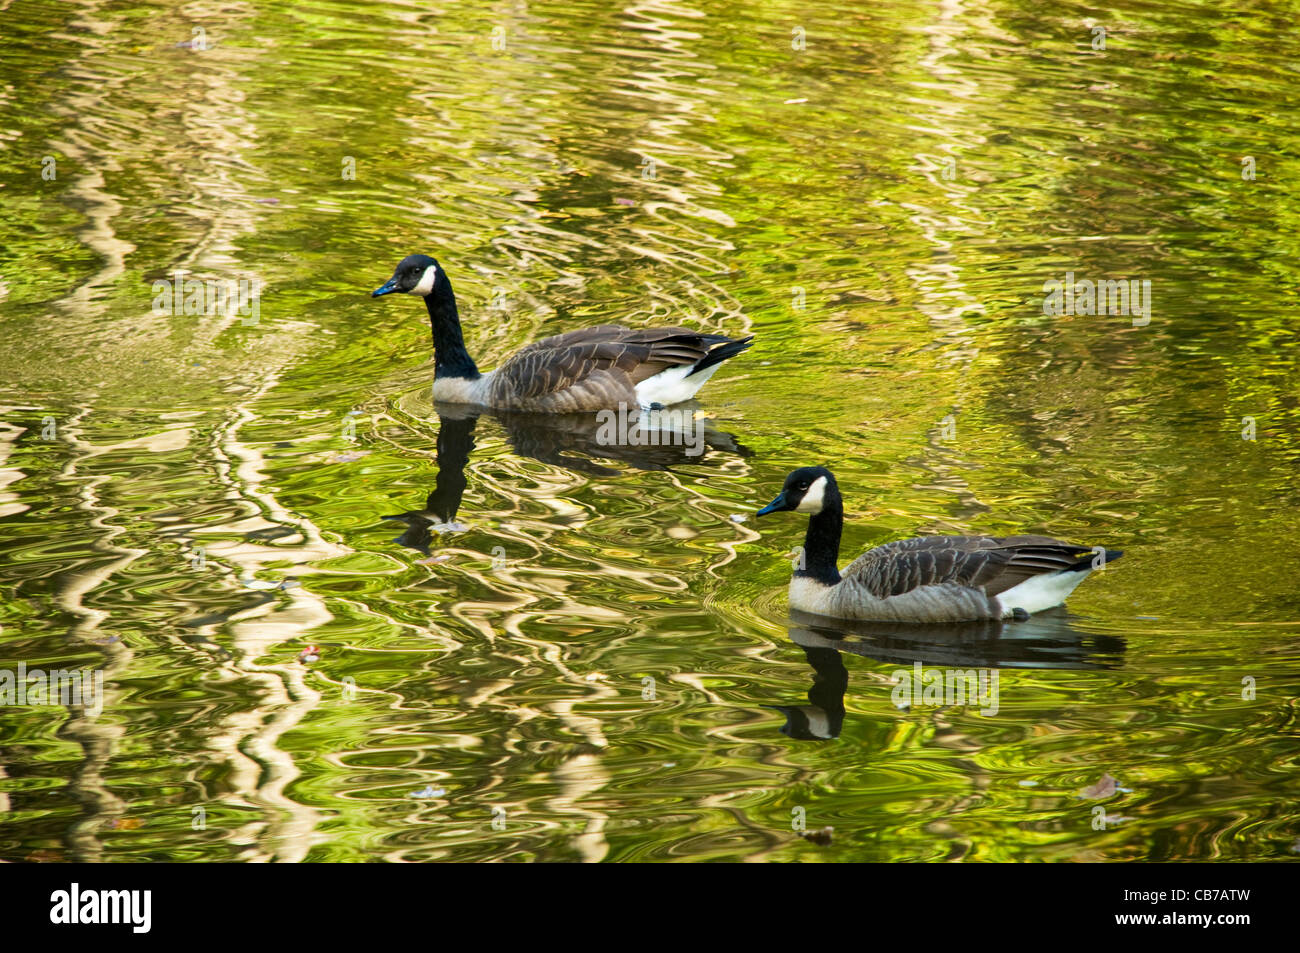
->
[373, 253, 1122, 625]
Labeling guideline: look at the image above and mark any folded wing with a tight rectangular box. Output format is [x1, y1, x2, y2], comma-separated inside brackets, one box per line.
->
[490, 325, 745, 409]
[842, 535, 1098, 599]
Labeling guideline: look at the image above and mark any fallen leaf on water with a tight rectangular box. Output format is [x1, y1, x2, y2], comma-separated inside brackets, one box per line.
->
[729, 513, 748, 523]
[110, 818, 145, 830]
[408, 786, 447, 799]
[799, 826, 834, 846]
[1079, 773, 1118, 799]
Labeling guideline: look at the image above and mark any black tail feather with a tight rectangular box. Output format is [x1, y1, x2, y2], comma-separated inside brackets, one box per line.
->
[688, 335, 754, 376]
[1065, 549, 1123, 572]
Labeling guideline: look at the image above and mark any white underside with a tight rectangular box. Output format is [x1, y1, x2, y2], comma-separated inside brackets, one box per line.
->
[788, 575, 834, 614]
[788, 566, 1096, 622]
[432, 372, 492, 405]
[633, 363, 721, 408]
[994, 568, 1092, 617]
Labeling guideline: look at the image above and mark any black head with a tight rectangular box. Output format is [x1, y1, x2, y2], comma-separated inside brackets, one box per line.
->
[757, 466, 838, 517]
[373, 254, 442, 298]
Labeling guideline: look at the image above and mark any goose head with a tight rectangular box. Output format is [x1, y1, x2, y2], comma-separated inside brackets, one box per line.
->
[757, 466, 838, 516]
[372, 254, 442, 298]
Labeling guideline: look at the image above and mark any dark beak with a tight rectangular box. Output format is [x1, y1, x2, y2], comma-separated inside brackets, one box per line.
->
[372, 276, 400, 297]
[757, 492, 788, 516]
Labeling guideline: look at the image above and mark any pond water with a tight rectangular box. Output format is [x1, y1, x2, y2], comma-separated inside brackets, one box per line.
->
[1, 0, 1298, 862]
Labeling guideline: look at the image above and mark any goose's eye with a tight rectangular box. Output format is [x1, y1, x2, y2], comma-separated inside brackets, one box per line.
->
[797, 482, 809, 491]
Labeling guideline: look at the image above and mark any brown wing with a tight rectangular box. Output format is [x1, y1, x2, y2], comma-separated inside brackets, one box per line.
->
[843, 535, 1096, 599]
[492, 325, 735, 402]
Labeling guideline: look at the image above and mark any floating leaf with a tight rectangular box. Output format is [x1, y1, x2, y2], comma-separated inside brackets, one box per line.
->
[327, 450, 368, 464]
[1079, 773, 1118, 799]
[799, 826, 834, 846]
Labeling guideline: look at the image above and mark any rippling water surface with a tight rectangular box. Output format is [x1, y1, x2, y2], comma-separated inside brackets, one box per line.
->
[1, 0, 1299, 862]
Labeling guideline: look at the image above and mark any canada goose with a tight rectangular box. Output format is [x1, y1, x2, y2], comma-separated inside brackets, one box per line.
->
[756, 467, 1123, 623]
[372, 254, 753, 412]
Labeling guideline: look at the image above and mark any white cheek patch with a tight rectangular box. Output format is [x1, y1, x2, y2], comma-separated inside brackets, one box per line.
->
[795, 475, 828, 513]
[408, 264, 438, 296]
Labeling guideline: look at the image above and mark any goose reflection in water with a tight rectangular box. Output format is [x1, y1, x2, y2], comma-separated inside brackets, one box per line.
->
[766, 609, 1126, 740]
[383, 402, 751, 554]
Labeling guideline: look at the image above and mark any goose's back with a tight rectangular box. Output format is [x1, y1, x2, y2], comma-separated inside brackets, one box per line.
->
[487, 325, 734, 412]
[843, 534, 1094, 597]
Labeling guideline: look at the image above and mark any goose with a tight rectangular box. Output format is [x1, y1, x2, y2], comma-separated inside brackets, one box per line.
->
[756, 466, 1123, 623]
[372, 254, 754, 413]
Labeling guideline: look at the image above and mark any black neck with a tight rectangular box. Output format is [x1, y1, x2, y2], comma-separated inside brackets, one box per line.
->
[423, 273, 480, 380]
[796, 502, 843, 585]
